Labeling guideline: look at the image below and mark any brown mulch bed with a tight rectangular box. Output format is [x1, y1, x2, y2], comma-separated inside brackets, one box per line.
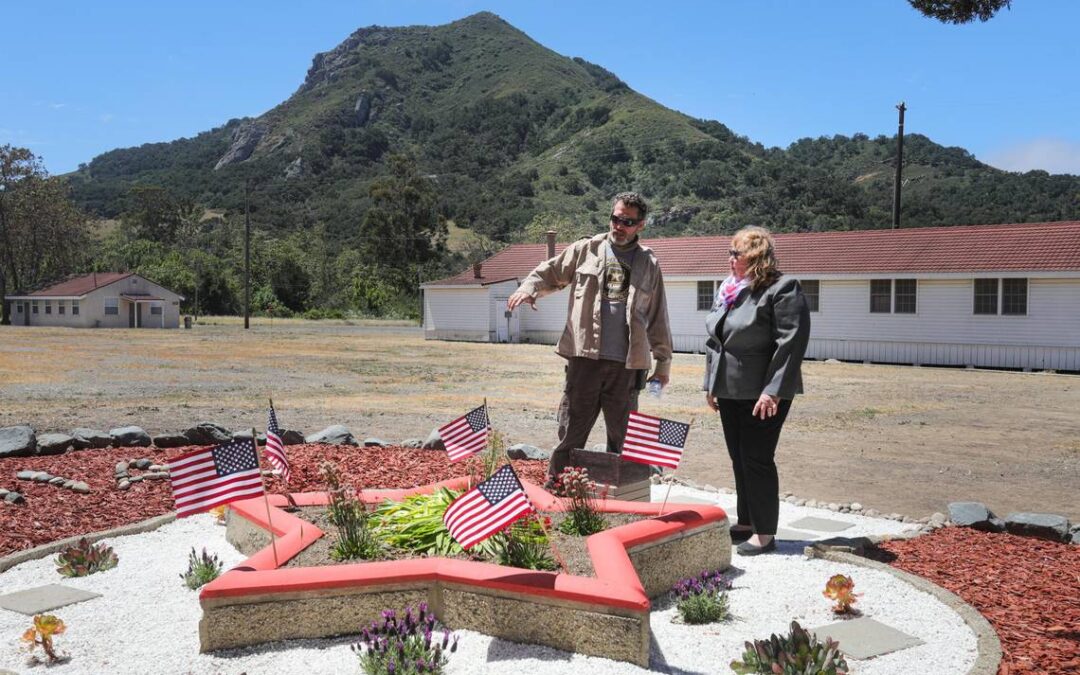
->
[0, 444, 548, 558]
[869, 527, 1080, 675]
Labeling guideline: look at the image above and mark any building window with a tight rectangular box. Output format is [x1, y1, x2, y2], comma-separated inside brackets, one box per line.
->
[1001, 279, 1028, 315]
[44, 300, 52, 315]
[58, 301, 66, 315]
[72, 300, 79, 316]
[697, 281, 715, 311]
[150, 302, 163, 316]
[16, 303, 22, 314]
[870, 280, 892, 313]
[32, 301, 39, 314]
[104, 297, 119, 315]
[973, 279, 998, 315]
[894, 279, 917, 314]
[801, 280, 820, 312]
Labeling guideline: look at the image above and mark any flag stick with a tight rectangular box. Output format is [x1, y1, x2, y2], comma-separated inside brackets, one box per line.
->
[255, 427, 280, 567]
[658, 416, 694, 517]
[534, 512, 569, 574]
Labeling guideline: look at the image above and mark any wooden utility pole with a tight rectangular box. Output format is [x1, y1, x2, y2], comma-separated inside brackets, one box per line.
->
[244, 178, 251, 328]
[892, 102, 906, 229]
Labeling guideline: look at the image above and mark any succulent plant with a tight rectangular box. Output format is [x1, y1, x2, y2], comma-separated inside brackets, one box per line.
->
[352, 603, 458, 674]
[730, 621, 849, 674]
[21, 614, 67, 664]
[822, 574, 859, 614]
[180, 547, 224, 590]
[55, 538, 118, 577]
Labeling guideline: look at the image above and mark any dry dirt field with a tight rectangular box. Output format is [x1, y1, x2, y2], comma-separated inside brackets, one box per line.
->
[2, 319, 1077, 520]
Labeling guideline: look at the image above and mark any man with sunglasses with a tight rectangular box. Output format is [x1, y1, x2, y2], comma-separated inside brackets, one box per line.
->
[507, 192, 673, 486]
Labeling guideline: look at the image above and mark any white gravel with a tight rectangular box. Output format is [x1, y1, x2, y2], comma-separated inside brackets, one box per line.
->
[0, 488, 979, 674]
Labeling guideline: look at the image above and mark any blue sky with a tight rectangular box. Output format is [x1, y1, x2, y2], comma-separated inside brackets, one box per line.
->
[4, 1, 1079, 176]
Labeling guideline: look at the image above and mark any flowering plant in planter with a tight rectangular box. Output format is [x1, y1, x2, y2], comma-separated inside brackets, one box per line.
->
[672, 569, 732, 624]
[553, 467, 606, 536]
[352, 603, 457, 675]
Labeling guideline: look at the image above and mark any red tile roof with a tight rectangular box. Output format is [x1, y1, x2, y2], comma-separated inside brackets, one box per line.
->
[24, 273, 133, 297]
[426, 221, 1080, 285]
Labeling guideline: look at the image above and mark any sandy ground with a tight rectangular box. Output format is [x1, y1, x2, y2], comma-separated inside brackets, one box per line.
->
[1, 319, 1077, 520]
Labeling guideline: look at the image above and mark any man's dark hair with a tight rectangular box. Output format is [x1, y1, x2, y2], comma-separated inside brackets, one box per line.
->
[611, 191, 648, 220]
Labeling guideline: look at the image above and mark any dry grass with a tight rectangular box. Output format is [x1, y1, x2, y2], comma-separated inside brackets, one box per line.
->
[1, 321, 1078, 519]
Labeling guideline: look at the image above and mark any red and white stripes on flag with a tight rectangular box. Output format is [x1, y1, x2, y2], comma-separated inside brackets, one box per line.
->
[443, 465, 533, 549]
[622, 411, 691, 469]
[438, 404, 490, 462]
[265, 403, 291, 482]
[168, 437, 265, 518]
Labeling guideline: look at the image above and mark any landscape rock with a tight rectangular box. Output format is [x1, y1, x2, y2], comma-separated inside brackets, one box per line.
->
[421, 428, 445, 451]
[0, 489, 7, 498]
[305, 425, 358, 446]
[48, 477, 66, 486]
[930, 512, 947, 526]
[117, 480, 130, 491]
[71, 428, 111, 449]
[948, 501, 998, 532]
[864, 508, 880, 518]
[16, 470, 36, 481]
[280, 429, 305, 445]
[214, 120, 267, 170]
[152, 433, 190, 449]
[37, 433, 75, 456]
[850, 502, 863, 511]
[1004, 512, 1070, 542]
[110, 426, 152, 448]
[33, 473, 54, 483]
[284, 157, 304, 180]
[363, 438, 388, 447]
[507, 443, 550, 461]
[989, 517, 1006, 532]
[143, 472, 169, 480]
[128, 475, 143, 484]
[399, 439, 423, 449]
[4, 491, 25, 504]
[114, 462, 129, 478]
[183, 423, 233, 446]
[0, 425, 36, 458]
[71, 481, 91, 494]
[62, 480, 75, 489]
[133, 459, 153, 470]
[231, 430, 267, 445]
[1070, 524, 1080, 545]
[354, 91, 372, 125]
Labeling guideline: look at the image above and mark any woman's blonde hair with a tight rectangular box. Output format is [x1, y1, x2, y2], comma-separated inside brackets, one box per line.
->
[733, 226, 782, 290]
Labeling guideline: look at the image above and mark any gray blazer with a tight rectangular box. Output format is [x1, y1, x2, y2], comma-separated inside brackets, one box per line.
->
[703, 276, 811, 400]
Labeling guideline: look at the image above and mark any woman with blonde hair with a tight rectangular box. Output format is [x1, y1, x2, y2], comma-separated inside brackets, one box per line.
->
[703, 226, 810, 555]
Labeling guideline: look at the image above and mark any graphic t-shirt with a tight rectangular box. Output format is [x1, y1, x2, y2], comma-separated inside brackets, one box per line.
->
[599, 240, 636, 362]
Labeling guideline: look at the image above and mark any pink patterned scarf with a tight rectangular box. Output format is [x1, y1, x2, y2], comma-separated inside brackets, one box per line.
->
[714, 275, 750, 312]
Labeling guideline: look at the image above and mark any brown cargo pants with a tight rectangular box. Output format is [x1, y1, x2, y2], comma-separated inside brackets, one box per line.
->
[547, 357, 642, 481]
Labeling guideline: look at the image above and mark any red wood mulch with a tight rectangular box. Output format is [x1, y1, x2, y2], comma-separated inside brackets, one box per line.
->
[0, 444, 548, 558]
[872, 526, 1080, 675]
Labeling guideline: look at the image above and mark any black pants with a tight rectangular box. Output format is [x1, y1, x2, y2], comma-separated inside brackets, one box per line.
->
[715, 397, 792, 536]
[547, 357, 640, 480]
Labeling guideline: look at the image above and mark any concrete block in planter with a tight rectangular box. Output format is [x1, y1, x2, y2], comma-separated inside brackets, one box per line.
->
[36, 433, 75, 456]
[183, 423, 234, 446]
[70, 428, 111, 449]
[1004, 512, 1070, 542]
[507, 443, 550, 461]
[305, 425, 358, 446]
[110, 426, 152, 448]
[947, 501, 999, 532]
[0, 426, 36, 458]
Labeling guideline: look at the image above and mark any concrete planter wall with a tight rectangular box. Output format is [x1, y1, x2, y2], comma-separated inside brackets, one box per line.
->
[202, 478, 730, 667]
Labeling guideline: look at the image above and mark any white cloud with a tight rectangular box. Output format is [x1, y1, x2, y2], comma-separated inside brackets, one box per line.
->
[983, 138, 1080, 176]
[49, 103, 66, 109]
[99, 113, 115, 124]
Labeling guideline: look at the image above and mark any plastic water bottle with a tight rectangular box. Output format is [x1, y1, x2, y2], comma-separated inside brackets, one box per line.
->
[646, 378, 663, 399]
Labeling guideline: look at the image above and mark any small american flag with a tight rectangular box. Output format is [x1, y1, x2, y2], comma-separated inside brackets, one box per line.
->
[622, 411, 691, 469]
[443, 465, 533, 549]
[438, 404, 490, 462]
[265, 403, 291, 482]
[168, 437, 265, 518]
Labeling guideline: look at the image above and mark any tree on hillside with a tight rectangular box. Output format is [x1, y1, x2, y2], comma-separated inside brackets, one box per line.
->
[909, 0, 1011, 24]
[0, 146, 89, 324]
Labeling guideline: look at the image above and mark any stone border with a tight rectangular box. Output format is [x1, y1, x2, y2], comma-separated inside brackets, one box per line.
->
[805, 544, 1001, 675]
[0, 513, 176, 574]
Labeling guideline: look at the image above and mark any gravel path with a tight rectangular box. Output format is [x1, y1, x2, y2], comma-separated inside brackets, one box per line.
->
[0, 487, 979, 674]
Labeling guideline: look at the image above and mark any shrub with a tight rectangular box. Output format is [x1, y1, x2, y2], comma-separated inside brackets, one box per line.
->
[352, 603, 457, 675]
[554, 467, 606, 536]
[55, 538, 118, 577]
[730, 620, 849, 674]
[672, 569, 732, 624]
[822, 574, 859, 614]
[21, 614, 67, 665]
[493, 514, 558, 571]
[180, 547, 224, 590]
[321, 462, 381, 561]
[372, 488, 463, 556]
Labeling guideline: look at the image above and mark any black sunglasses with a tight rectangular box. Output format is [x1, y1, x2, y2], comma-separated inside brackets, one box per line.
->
[610, 214, 642, 227]
[729, 249, 744, 259]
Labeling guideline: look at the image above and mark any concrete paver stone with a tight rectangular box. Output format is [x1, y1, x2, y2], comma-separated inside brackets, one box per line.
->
[787, 516, 855, 532]
[0, 583, 102, 615]
[775, 527, 818, 541]
[810, 616, 924, 660]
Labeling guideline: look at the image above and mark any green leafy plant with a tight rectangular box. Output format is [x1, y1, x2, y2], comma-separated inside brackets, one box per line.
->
[672, 569, 732, 624]
[55, 538, 118, 577]
[823, 574, 860, 614]
[180, 547, 224, 590]
[321, 461, 381, 561]
[21, 614, 68, 665]
[352, 603, 457, 674]
[492, 514, 559, 571]
[730, 620, 849, 674]
[553, 467, 606, 536]
[372, 488, 464, 556]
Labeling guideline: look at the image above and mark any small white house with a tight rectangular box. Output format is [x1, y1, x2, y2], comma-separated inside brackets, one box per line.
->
[5, 272, 185, 329]
[422, 221, 1080, 372]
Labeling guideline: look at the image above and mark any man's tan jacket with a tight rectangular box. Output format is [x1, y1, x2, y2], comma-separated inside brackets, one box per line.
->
[516, 233, 673, 377]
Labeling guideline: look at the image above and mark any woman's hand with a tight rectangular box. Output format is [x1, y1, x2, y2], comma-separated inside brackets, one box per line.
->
[705, 393, 719, 412]
[752, 393, 780, 420]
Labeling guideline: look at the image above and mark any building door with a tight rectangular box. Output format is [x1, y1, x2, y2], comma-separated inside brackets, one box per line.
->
[128, 303, 143, 328]
[23, 302, 29, 326]
[491, 295, 519, 343]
